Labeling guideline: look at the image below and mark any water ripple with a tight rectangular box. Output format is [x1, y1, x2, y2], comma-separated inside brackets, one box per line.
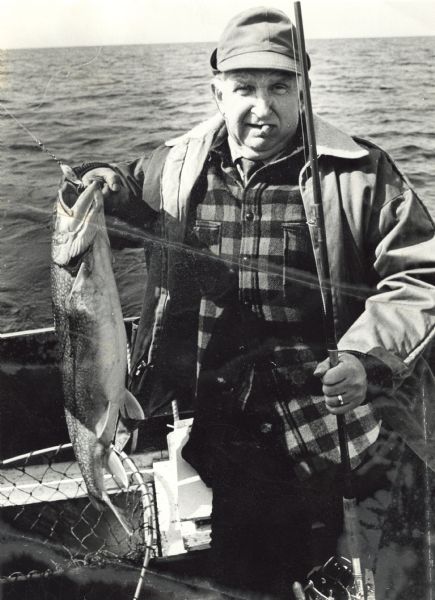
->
[1, 38, 434, 332]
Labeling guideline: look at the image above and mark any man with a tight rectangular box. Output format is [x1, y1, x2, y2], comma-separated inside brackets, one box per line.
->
[67, 7, 435, 599]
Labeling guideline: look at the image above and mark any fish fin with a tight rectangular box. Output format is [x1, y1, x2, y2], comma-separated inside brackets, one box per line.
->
[107, 446, 129, 490]
[95, 406, 112, 440]
[121, 390, 145, 421]
[95, 390, 143, 444]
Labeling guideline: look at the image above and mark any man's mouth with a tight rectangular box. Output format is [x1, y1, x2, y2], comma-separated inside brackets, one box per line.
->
[247, 123, 274, 135]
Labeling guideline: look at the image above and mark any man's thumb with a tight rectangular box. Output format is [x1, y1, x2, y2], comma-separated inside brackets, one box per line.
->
[313, 357, 330, 378]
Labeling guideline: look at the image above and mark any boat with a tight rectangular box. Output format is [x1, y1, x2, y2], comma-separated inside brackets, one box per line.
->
[0, 320, 233, 600]
[2, 321, 434, 600]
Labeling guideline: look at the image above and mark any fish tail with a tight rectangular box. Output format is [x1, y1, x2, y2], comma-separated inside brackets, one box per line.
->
[102, 493, 133, 537]
[85, 444, 132, 536]
[88, 492, 132, 537]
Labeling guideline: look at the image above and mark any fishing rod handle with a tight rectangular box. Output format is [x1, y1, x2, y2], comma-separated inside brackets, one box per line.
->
[328, 349, 353, 493]
[328, 348, 339, 368]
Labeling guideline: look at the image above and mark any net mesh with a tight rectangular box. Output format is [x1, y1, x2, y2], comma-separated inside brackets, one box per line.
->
[0, 443, 158, 597]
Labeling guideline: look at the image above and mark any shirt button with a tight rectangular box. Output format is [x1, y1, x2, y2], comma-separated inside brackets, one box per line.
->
[291, 369, 307, 386]
[260, 422, 273, 434]
[241, 255, 249, 263]
[245, 211, 254, 221]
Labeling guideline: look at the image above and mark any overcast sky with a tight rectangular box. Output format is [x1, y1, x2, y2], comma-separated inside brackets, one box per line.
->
[1, 0, 434, 50]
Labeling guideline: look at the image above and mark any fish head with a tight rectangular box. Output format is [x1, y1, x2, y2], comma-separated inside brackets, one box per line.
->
[52, 181, 104, 266]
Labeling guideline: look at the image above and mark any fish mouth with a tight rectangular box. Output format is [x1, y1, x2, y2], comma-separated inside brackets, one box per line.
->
[58, 180, 102, 219]
[58, 189, 76, 217]
[58, 186, 94, 220]
[53, 183, 103, 267]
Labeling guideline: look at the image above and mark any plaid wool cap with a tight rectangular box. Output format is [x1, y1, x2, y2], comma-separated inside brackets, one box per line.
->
[210, 6, 311, 74]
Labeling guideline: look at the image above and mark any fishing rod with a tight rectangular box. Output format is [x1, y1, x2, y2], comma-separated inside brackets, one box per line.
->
[292, 3, 374, 599]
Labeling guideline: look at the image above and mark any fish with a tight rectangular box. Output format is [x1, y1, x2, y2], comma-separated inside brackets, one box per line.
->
[51, 180, 144, 534]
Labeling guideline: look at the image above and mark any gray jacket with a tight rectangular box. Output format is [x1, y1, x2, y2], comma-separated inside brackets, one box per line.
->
[116, 114, 435, 468]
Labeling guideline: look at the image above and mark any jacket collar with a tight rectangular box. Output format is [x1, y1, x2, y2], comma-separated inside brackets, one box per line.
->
[165, 113, 368, 160]
[313, 115, 368, 159]
[165, 114, 225, 147]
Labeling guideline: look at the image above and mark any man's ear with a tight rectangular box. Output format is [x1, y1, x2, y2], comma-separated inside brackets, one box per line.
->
[211, 78, 224, 114]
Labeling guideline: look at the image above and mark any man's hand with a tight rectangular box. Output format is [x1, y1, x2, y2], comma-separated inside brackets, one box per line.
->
[81, 168, 126, 200]
[314, 353, 367, 414]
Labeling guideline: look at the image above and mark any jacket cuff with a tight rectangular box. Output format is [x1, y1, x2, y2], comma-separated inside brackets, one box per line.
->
[341, 350, 394, 402]
[73, 162, 112, 179]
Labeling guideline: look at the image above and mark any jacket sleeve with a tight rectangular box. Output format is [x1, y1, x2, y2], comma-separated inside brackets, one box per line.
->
[70, 146, 170, 248]
[337, 149, 435, 385]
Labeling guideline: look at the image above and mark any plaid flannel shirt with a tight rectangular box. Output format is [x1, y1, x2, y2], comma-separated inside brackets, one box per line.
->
[189, 138, 380, 476]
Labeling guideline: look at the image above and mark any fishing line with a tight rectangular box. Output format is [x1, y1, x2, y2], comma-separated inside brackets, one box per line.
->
[1, 45, 103, 160]
[1, 47, 103, 182]
[0, 96, 375, 304]
[1, 101, 82, 185]
[1, 102, 63, 166]
[31, 47, 103, 112]
[0, 106, 370, 302]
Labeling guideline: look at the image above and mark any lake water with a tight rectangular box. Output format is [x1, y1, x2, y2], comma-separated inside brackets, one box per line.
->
[1, 37, 434, 333]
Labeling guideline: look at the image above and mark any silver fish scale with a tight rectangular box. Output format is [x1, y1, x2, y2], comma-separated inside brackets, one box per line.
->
[51, 243, 102, 500]
[51, 184, 142, 528]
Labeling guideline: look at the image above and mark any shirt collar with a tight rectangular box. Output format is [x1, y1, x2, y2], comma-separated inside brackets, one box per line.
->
[212, 121, 305, 167]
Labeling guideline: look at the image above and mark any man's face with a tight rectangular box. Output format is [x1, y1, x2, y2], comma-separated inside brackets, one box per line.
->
[212, 69, 301, 160]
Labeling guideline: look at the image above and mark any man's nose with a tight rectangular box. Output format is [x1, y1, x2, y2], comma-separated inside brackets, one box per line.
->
[252, 91, 273, 117]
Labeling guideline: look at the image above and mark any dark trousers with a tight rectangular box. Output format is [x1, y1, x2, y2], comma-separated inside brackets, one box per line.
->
[203, 426, 405, 600]
[209, 473, 342, 599]
[183, 369, 403, 598]
[184, 411, 343, 598]
[183, 389, 344, 598]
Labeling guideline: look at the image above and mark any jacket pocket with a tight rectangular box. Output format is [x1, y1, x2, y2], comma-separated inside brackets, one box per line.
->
[193, 220, 222, 255]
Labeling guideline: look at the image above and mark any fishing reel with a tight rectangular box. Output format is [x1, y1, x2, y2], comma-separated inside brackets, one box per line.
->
[303, 556, 357, 600]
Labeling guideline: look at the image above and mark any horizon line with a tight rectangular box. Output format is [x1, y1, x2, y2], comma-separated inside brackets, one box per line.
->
[2, 32, 434, 52]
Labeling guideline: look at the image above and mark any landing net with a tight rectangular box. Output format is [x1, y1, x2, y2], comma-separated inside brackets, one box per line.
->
[0, 443, 157, 599]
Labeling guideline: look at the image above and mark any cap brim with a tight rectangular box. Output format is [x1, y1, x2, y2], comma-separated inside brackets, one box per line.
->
[216, 50, 302, 74]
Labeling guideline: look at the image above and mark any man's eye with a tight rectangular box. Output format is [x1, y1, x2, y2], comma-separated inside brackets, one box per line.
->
[273, 84, 288, 94]
[235, 85, 253, 94]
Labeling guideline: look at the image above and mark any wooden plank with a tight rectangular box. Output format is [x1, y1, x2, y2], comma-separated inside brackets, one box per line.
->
[153, 454, 211, 558]
[0, 317, 139, 340]
[168, 420, 212, 521]
[153, 459, 186, 557]
[0, 450, 167, 508]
